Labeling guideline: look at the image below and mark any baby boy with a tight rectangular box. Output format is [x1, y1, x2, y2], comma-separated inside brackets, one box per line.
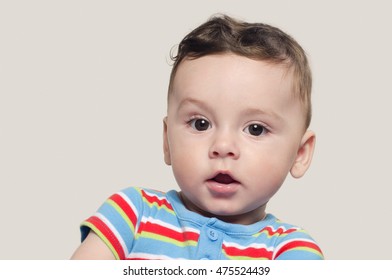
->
[72, 14, 323, 260]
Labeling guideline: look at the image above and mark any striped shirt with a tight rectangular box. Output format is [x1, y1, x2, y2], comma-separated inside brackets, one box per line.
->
[81, 187, 323, 260]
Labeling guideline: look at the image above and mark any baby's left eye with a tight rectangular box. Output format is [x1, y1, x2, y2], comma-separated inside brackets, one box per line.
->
[188, 118, 211, 131]
[244, 124, 268, 136]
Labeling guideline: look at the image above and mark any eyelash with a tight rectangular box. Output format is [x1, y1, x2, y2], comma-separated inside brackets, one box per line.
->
[186, 117, 269, 137]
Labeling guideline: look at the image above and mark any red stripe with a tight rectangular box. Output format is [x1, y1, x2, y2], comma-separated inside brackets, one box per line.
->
[260, 226, 297, 236]
[274, 240, 322, 259]
[86, 216, 125, 260]
[142, 190, 174, 210]
[223, 244, 273, 259]
[109, 193, 137, 228]
[138, 221, 199, 243]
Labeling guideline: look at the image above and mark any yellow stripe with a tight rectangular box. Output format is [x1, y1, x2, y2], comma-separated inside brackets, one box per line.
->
[136, 232, 198, 248]
[224, 254, 270, 260]
[107, 199, 135, 233]
[285, 246, 324, 258]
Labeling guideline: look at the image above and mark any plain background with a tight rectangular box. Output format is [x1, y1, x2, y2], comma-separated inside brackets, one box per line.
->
[1, 0, 391, 259]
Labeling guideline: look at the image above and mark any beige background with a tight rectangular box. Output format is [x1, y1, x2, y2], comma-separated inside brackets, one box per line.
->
[1, 0, 391, 259]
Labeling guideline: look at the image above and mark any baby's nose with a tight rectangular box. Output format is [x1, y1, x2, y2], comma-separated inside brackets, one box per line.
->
[208, 132, 240, 159]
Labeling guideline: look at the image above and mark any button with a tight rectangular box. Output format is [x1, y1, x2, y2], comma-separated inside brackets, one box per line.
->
[207, 229, 218, 241]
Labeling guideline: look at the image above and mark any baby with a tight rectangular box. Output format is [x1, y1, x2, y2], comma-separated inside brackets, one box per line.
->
[72, 14, 323, 260]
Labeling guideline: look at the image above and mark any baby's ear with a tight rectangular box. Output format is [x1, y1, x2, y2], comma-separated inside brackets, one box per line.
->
[290, 130, 316, 178]
[163, 117, 171, 165]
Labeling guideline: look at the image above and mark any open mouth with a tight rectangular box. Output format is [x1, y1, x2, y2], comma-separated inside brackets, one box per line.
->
[210, 173, 238, 185]
[206, 172, 240, 196]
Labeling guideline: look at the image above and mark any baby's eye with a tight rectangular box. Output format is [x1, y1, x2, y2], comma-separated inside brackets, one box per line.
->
[188, 118, 211, 131]
[244, 124, 268, 136]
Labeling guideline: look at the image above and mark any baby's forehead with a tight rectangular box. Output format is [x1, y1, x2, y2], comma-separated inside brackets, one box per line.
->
[170, 54, 296, 99]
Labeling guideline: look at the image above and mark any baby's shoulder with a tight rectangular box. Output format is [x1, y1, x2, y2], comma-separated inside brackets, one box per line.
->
[255, 214, 313, 240]
[255, 214, 323, 259]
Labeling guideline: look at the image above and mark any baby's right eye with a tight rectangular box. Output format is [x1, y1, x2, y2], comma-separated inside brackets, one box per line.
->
[188, 118, 211, 131]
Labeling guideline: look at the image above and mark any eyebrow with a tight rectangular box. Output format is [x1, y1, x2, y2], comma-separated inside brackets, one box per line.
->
[178, 97, 283, 122]
[177, 97, 212, 111]
[242, 107, 284, 123]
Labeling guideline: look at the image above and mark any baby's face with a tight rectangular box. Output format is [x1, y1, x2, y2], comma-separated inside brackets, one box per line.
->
[163, 54, 314, 225]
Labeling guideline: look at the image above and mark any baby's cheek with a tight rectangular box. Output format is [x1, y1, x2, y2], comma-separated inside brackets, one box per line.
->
[171, 154, 199, 185]
[251, 157, 288, 187]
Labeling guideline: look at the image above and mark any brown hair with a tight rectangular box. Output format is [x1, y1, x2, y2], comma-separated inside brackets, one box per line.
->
[169, 14, 312, 128]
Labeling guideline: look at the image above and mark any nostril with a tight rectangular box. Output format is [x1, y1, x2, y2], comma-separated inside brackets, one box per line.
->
[210, 150, 237, 158]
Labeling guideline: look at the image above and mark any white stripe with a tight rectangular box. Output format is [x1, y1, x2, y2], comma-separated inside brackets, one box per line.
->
[95, 212, 129, 258]
[117, 191, 139, 218]
[182, 226, 200, 235]
[140, 216, 199, 235]
[223, 241, 274, 252]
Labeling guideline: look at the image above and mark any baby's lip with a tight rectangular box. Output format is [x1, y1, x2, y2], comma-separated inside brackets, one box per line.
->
[206, 171, 241, 196]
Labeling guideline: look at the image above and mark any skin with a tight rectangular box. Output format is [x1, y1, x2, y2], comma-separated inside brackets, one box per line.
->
[71, 53, 315, 259]
[163, 54, 315, 225]
[71, 231, 115, 260]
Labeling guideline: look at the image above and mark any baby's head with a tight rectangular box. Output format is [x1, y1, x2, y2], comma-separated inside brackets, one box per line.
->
[163, 15, 316, 224]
